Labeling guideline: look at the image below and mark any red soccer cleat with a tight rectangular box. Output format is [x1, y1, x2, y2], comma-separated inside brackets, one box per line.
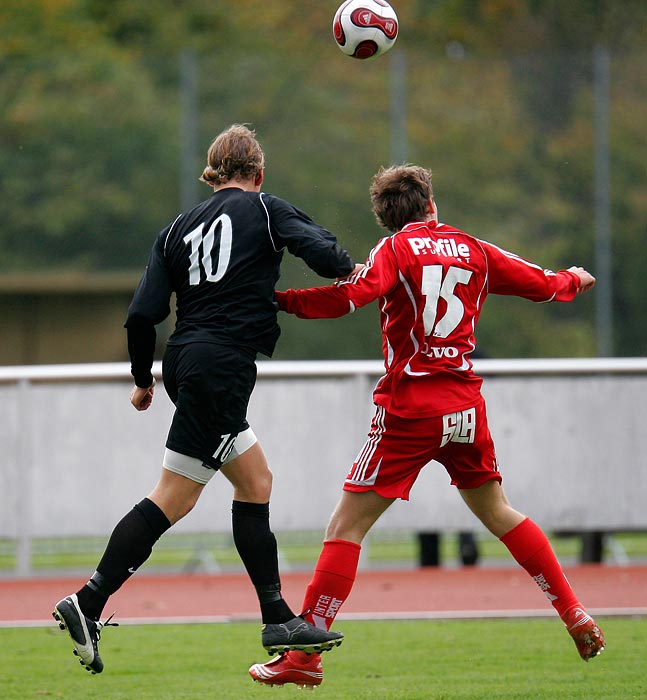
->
[249, 651, 323, 688]
[564, 607, 606, 661]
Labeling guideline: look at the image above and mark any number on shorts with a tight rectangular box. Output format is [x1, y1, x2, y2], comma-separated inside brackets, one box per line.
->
[440, 407, 476, 447]
[212, 433, 237, 464]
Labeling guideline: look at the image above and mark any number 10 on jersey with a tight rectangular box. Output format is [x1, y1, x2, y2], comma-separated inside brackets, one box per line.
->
[183, 214, 233, 285]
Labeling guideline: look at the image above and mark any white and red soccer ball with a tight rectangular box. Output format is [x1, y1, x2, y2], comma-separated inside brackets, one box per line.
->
[333, 0, 399, 60]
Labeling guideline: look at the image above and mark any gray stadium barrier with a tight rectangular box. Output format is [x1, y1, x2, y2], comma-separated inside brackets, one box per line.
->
[1, 358, 646, 576]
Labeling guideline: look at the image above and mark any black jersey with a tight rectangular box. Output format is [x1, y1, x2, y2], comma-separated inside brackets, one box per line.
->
[125, 187, 354, 387]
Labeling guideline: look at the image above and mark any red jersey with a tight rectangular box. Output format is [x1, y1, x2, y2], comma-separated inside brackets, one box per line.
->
[276, 220, 580, 418]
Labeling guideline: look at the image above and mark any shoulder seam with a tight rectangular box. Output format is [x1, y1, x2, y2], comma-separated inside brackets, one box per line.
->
[164, 213, 184, 256]
[259, 193, 281, 252]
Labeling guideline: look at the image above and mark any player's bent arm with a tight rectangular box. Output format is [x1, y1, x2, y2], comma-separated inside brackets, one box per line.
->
[267, 196, 355, 278]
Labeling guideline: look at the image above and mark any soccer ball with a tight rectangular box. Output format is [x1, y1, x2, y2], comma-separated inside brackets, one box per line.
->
[333, 0, 399, 60]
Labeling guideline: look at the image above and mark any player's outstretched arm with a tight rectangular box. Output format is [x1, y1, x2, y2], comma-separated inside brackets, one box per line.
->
[277, 238, 397, 318]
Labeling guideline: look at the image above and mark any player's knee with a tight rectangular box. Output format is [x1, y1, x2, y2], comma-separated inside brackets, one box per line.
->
[254, 467, 273, 501]
[235, 467, 273, 503]
[166, 493, 201, 524]
[476, 504, 522, 538]
[325, 510, 364, 543]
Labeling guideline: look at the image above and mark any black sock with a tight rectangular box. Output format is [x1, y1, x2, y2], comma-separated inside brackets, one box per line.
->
[76, 498, 171, 620]
[231, 500, 294, 624]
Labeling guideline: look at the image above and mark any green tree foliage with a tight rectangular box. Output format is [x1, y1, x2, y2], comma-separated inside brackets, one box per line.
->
[0, 0, 180, 268]
[0, 1, 645, 357]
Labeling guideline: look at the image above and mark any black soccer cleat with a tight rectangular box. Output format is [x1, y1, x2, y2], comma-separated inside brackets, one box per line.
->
[261, 615, 344, 655]
[52, 593, 118, 674]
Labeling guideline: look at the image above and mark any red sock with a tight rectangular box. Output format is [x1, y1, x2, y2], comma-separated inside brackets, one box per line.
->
[290, 540, 360, 664]
[500, 518, 581, 621]
[301, 539, 361, 630]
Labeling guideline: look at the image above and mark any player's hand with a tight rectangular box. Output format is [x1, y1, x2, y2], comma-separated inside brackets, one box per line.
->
[337, 263, 365, 283]
[568, 266, 596, 294]
[131, 378, 156, 411]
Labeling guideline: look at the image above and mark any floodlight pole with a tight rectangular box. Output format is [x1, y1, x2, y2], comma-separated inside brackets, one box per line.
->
[593, 44, 613, 357]
[586, 46, 612, 561]
[180, 49, 200, 211]
[389, 48, 408, 164]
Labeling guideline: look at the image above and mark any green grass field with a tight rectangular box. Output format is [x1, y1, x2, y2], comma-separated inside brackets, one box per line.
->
[2, 617, 645, 699]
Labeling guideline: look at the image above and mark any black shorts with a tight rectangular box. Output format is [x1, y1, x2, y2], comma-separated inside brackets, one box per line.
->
[162, 342, 257, 470]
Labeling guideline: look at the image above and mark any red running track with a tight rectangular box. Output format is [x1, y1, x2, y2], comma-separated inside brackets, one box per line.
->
[1, 565, 645, 627]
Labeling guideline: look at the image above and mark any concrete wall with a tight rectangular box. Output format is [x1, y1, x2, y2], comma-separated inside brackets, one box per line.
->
[1, 359, 646, 573]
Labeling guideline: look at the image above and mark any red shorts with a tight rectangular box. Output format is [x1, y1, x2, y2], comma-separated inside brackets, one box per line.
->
[344, 396, 501, 499]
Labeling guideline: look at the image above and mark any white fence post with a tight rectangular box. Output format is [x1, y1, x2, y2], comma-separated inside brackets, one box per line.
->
[15, 378, 33, 577]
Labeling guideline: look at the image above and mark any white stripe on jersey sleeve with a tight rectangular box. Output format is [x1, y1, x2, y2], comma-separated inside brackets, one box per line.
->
[538, 292, 557, 304]
[477, 238, 549, 274]
[479, 238, 565, 302]
[336, 236, 392, 287]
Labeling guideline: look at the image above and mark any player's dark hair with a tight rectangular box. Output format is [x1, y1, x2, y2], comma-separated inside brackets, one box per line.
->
[200, 124, 265, 186]
[370, 165, 433, 232]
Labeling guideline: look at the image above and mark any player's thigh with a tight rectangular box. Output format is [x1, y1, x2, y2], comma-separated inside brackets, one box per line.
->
[439, 398, 502, 490]
[163, 342, 257, 470]
[344, 406, 443, 501]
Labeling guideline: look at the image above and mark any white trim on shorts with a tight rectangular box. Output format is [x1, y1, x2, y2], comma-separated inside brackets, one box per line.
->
[163, 427, 258, 484]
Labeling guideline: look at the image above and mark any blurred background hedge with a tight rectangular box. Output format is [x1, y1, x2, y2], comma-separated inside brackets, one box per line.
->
[1, 1, 645, 360]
